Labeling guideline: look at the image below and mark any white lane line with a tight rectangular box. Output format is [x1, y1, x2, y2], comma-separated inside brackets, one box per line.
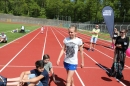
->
[51, 27, 85, 86]
[84, 52, 127, 86]
[0, 31, 40, 72]
[55, 27, 127, 86]
[0, 28, 39, 49]
[41, 26, 48, 59]
[0, 65, 129, 70]
[58, 28, 130, 68]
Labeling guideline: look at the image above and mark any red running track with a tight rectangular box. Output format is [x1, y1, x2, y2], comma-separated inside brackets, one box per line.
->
[53, 27, 130, 86]
[0, 26, 129, 86]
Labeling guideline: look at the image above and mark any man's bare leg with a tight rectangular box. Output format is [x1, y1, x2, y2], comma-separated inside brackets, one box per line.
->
[6, 75, 29, 86]
[7, 77, 20, 82]
[7, 82, 19, 86]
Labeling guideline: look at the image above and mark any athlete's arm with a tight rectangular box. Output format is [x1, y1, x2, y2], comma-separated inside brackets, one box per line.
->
[57, 44, 66, 65]
[79, 45, 84, 68]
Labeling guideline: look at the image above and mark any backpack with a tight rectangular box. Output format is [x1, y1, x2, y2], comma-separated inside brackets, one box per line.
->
[110, 50, 124, 79]
[111, 62, 123, 79]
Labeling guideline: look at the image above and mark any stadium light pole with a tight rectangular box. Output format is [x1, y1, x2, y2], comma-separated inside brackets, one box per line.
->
[68, 16, 71, 22]
[5, 0, 7, 13]
[55, 15, 58, 19]
[123, 9, 126, 23]
[95, 0, 99, 24]
[56, 15, 59, 24]
[68, 16, 71, 27]
[65, 16, 68, 24]
[61, 15, 64, 24]
[58, 15, 60, 25]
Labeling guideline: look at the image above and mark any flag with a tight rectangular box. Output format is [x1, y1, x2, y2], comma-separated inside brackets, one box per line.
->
[102, 6, 114, 38]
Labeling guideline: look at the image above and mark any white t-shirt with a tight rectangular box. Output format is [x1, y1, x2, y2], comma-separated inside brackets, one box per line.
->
[41, 27, 44, 31]
[0, 34, 7, 40]
[63, 37, 82, 64]
[21, 26, 25, 30]
[44, 62, 52, 73]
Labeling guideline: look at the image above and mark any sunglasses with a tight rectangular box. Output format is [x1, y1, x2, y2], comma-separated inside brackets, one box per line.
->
[120, 31, 125, 33]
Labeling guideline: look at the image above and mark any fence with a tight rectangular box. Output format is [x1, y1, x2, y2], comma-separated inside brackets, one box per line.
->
[70, 23, 130, 36]
[0, 14, 71, 27]
[0, 14, 130, 36]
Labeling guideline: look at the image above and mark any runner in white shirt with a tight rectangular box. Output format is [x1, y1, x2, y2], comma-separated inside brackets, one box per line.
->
[41, 26, 44, 33]
[57, 25, 84, 86]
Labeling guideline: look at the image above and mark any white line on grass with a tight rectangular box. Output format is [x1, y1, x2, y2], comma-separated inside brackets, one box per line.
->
[41, 26, 48, 59]
[55, 27, 127, 86]
[0, 31, 40, 72]
[51, 27, 85, 86]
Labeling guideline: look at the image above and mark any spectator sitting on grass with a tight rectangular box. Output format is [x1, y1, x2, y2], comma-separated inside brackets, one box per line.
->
[11, 28, 19, 33]
[0, 33, 7, 43]
[19, 26, 25, 33]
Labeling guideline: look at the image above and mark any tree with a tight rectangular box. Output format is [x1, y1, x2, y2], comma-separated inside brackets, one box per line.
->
[0, 0, 129, 23]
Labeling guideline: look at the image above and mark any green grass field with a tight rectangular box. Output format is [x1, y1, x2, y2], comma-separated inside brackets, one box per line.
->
[0, 22, 40, 47]
[0, 23, 112, 47]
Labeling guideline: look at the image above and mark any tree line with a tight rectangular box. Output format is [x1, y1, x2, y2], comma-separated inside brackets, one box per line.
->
[0, 0, 130, 23]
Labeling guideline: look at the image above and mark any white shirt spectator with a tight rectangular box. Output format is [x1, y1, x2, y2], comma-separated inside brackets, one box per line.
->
[0, 34, 7, 41]
[21, 26, 25, 30]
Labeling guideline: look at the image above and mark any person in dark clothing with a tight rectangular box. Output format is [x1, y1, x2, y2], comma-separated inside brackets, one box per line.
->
[0, 60, 49, 86]
[19, 26, 25, 33]
[111, 28, 119, 49]
[114, 29, 129, 66]
[111, 29, 129, 79]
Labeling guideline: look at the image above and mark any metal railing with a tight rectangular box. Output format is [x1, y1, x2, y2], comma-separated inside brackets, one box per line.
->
[0, 14, 130, 36]
[69, 23, 130, 36]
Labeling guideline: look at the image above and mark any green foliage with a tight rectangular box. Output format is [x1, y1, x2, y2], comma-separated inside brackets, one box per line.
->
[0, 0, 130, 23]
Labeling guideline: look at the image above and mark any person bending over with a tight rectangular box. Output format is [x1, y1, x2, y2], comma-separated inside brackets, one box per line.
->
[0, 60, 49, 86]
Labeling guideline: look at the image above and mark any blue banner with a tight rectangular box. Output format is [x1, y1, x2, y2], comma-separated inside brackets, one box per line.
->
[102, 6, 114, 38]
